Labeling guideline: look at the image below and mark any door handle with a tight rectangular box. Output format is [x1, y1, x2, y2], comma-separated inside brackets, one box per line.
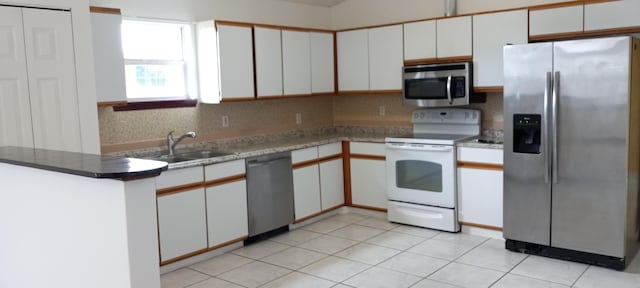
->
[544, 72, 552, 184]
[552, 71, 560, 184]
[446, 74, 453, 104]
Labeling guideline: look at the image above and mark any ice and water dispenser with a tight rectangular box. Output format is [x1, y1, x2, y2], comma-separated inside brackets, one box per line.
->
[513, 114, 541, 154]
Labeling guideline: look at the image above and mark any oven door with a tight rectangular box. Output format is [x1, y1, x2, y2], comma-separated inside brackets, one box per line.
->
[386, 142, 455, 208]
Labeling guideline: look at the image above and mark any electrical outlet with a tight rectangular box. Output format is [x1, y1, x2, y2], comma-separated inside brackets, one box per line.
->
[295, 113, 302, 124]
[222, 115, 229, 128]
[378, 105, 386, 116]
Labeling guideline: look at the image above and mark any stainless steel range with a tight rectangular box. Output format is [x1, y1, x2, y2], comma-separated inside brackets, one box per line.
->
[385, 108, 480, 232]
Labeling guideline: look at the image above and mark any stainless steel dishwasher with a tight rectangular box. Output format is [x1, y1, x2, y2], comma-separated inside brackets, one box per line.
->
[245, 151, 294, 238]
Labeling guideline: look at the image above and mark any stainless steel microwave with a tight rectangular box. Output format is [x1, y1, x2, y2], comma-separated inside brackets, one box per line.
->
[403, 62, 472, 107]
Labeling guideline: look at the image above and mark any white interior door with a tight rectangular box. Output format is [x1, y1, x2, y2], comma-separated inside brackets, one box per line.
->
[23, 8, 82, 152]
[0, 6, 33, 148]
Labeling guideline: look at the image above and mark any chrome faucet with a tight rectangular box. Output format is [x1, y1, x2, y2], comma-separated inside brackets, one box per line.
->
[167, 131, 197, 156]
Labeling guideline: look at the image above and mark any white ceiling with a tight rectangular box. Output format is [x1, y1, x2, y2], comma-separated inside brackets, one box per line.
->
[278, 0, 347, 7]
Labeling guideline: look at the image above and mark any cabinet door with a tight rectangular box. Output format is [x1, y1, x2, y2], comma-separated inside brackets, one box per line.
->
[403, 20, 437, 61]
[473, 9, 528, 88]
[436, 16, 472, 58]
[585, 0, 640, 31]
[457, 168, 503, 228]
[368, 25, 403, 91]
[206, 180, 248, 247]
[529, 5, 583, 38]
[350, 159, 387, 209]
[320, 158, 344, 210]
[293, 165, 322, 220]
[255, 27, 283, 97]
[90, 8, 126, 105]
[157, 188, 207, 262]
[337, 29, 369, 92]
[282, 30, 311, 96]
[310, 32, 335, 94]
[0, 6, 33, 148]
[217, 24, 254, 100]
[23, 8, 82, 152]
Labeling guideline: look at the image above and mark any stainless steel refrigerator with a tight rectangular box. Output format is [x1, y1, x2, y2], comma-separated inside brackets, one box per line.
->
[503, 36, 640, 270]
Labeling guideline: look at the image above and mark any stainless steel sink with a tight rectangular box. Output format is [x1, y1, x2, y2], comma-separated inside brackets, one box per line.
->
[146, 149, 233, 163]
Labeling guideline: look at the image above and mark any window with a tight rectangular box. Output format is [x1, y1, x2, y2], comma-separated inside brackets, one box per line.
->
[120, 19, 197, 102]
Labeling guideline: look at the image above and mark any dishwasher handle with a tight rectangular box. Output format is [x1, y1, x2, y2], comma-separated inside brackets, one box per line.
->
[247, 156, 291, 167]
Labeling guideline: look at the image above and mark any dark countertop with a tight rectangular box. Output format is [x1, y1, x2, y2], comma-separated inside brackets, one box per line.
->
[0, 146, 168, 180]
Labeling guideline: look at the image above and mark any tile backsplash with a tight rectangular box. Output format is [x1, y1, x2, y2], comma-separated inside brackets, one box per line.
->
[98, 93, 504, 154]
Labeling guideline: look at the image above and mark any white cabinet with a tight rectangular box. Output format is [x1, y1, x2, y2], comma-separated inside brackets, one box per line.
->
[457, 147, 503, 229]
[254, 27, 283, 97]
[310, 32, 335, 94]
[337, 29, 369, 92]
[349, 142, 387, 210]
[404, 20, 437, 61]
[217, 23, 255, 100]
[584, 0, 640, 32]
[0, 6, 83, 152]
[473, 9, 528, 89]
[529, 4, 584, 39]
[368, 25, 403, 91]
[320, 158, 344, 209]
[437, 16, 473, 58]
[205, 160, 248, 248]
[156, 166, 207, 263]
[282, 30, 311, 95]
[90, 7, 126, 106]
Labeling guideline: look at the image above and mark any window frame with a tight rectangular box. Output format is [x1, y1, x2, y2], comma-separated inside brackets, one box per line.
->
[116, 18, 198, 110]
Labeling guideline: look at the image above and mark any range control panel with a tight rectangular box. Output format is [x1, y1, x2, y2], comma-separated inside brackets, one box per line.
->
[412, 108, 480, 125]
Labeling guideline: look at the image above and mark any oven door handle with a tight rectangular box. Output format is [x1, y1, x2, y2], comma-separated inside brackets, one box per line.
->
[386, 143, 453, 152]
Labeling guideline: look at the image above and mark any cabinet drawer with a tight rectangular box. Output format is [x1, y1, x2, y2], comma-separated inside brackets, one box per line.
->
[156, 166, 203, 189]
[457, 147, 503, 165]
[292, 146, 318, 164]
[350, 142, 385, 156]
[205, 159, 245, 181]
[318, 142, 342, 158]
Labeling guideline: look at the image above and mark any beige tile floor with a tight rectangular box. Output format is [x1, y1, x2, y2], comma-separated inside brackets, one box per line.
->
[161, 213, 640, 288]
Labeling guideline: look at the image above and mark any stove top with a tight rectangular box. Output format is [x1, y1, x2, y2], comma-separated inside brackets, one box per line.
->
[386, 108, 481, 145]
[386, 133, 478, 145]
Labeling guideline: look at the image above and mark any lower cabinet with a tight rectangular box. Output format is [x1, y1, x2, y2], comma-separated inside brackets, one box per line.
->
[456, 146, 504, 229]
[292, 143, 344, 221]
[349, 142, 387, 210]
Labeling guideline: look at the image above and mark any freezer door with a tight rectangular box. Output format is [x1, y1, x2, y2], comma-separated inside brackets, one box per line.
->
[551, 37, 630, 257]
[503, 42, 553, 245]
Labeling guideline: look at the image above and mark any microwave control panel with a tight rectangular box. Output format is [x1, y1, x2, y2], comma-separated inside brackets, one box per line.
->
[453, 77, 466, 98]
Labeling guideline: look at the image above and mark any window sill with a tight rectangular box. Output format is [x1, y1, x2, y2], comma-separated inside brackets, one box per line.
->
[113, 99, 198, 111]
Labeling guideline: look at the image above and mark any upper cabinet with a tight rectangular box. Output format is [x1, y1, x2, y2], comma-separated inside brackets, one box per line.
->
[254, 26, 283, 98]
[436, 16, 473, 59]
[529, 4, 583, 41]
[473, 9, 528, 91]
[282, 30, 311, 96]
[584, 0, 640, 32]
[337, 25, 403, 93]
[90, 7, 127, 106]
[404, 20, 437, 62]
[216, 23, 255, 101]
[310, 32, 335, 94]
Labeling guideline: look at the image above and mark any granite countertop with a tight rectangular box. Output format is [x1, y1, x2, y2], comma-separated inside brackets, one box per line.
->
[0, 146, 168, 180]
[457, 138, 504, 149]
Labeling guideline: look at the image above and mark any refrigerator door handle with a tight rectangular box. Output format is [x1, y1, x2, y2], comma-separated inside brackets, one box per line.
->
[544, 72, 552, 184]
[552, 71, 560, 184]
[446, 74, 453, 104]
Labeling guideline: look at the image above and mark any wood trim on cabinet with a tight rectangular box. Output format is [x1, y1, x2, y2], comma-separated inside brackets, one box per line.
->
[457, 161, 503, 171]
[338, 90, 374, 95]
[159, 235, 248, 266]
[89, 6, 121, 14]
[215, 20, 255, 30]
[220, 97, 257, 103]
[582, 26, 640, 38]
[474, 86, 503, 93]
[528, 0, 585, 11]
[404, 56, 473, 66]
[292, 159, 319, 169]
[207, 236, 248, 251]
[342, 141, 352, 206]
[404, 58, 439, 66]
[529, 31, 585, 42]
[293, 205, 344, 224]
[97, 101, 128, 107]
[348, 204, 388, 212]
[318, 154, 342, 163]
[459, 221, 503, 231]
[311, 92, 338, 97]
[215, 20, 332, 33]
[156, 183, 205, 197]
[204, 174, 246, 188]
[334, 31, 339, 93]
[369, 89, 402, 95]
[350, 154, 386, 161]
[113, 100, 198, 111]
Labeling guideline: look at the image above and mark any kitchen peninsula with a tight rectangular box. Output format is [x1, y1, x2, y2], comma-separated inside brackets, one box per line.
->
[0, 146, 167, 288]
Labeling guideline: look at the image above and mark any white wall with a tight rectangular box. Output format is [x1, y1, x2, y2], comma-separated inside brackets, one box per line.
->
[89, 0, 332, 29]
[330, 0, 572, 30]
[2, 0, 101, 154]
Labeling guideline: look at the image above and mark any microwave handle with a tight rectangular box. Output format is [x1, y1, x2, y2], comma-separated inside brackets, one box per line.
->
[446, 74, 452, 104]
